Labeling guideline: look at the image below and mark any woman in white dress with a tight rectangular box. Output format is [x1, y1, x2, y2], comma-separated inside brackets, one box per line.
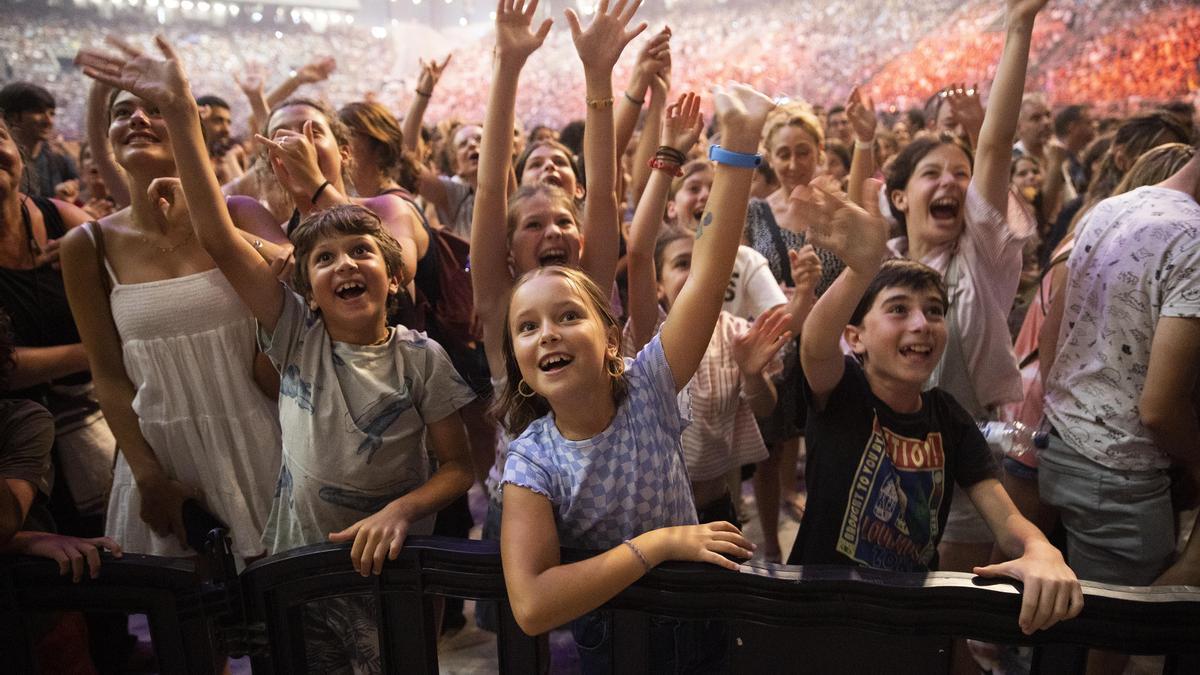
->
[59, 75, 288, 561]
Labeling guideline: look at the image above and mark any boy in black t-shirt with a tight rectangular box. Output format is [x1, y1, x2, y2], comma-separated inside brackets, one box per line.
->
[784, 180, 1082, 635]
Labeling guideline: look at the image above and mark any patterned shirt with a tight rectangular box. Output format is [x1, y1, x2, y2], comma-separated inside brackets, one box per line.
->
[501, 335, 698, 549]
[258, 287, 476, 553]
[1045, 186, 1200, 471]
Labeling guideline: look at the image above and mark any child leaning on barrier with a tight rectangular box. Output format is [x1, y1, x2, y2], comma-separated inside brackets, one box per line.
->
[75, 34, 476, 673]
[783, 178, 1083, 635]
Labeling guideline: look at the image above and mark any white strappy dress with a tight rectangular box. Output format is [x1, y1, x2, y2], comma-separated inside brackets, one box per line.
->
[91, 231, 282, 559]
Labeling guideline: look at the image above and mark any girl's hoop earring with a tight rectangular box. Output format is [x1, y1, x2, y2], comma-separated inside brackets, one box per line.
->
[517, 379, 536, 398]
[606, 355, 626, 378]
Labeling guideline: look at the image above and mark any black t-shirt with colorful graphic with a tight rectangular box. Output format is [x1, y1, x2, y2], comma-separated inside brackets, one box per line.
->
[787, 356, 997, 572]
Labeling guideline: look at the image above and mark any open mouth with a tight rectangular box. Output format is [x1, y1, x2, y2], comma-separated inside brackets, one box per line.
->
[929, 196, 960, 221]
[538, 248, 568, 266]
[335, 281, 366, 300]
[900, 344, 933, 358]
[542, 174, 563, 187]
[538, 353, 573, 372]
[467, 151, 480, 162]
[691, 207, 706, 222]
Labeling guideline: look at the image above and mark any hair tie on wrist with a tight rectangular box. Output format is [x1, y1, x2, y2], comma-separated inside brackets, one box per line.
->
[623, 91, 645, 106]
[415, 90, 432, 98]
[311, 180, 332, 205]
[655, 146, 687, 165]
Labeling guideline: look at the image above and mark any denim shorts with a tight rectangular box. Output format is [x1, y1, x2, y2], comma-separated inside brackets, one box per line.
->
[1038, 435, 1173, 585]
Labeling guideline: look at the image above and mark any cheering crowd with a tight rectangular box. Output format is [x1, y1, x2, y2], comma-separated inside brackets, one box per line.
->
[2, 0, 1199, 672]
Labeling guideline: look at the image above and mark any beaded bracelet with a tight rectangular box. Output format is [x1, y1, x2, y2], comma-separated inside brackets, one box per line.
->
[586, 96, 615, 109]
[623, 539, 651, 573]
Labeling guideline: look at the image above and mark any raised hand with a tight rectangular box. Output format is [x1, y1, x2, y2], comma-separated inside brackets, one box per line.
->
[494, 0, 553, 63]
[662, 92, 703, 154]
[295, 56, 337, 84]
[564, 0, 648, 74]
[845, 85, 877, 144]
[1006, 0, 1050, 23]
[731, 305, 793, 377]
[633, 26, 672, 83]
[233, 62, 266, 98]
[254, 120, 327, 201]
[788, 244, 823, 299]
[786, 178, 888, 274]
[147, 177, 190, 224]
[652, 521, 755, 571]
[75, 35, 193, 113]
[417, 54, 452, 93]
[328, 500, 413, 576]
[711, 82, 776, 153]
[944, 83, 983, 142]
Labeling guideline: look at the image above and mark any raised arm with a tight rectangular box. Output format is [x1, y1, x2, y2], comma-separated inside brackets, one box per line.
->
[973, 0, 1047, 214]
[233, 62, 271, 141]
[627, 61, 670, 207]
[85, 80, 130, 209]
[402, 55, 450, 153]
[659, 84, 774, 392]
[625, 92, 703, 353]
[77, 36, 286, 333]
[471, 0, 553, 375]
[565, 0, 647, 294]
[614, 26, 670, 163]
[265, 56, 335, 109]
[794, 180, 889, 407]
[845, 85, 877, 208]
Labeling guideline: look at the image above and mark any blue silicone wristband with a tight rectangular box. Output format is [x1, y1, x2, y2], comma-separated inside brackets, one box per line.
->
[707, 144, 763, 168]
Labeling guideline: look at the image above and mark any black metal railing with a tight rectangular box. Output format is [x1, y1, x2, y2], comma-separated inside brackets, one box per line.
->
[3, 533, 1198, 674]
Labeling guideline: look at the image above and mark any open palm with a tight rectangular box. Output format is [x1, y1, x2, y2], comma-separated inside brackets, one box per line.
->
[564, 0, 647, 72]
[495, 0, 553, 63]
[76, 36, 192, 112]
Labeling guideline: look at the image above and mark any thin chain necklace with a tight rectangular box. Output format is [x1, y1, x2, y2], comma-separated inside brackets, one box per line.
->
[137, 224, 195, 254]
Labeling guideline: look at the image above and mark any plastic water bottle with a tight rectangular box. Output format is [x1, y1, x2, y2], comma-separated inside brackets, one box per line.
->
[978, 421, 1049, 460]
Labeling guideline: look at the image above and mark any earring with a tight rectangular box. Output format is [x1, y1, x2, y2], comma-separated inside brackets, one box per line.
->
[606, 354, 626, 378]
[517, 379, 536, 398]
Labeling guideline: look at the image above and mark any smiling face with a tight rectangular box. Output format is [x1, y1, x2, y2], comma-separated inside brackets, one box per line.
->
[109, 91, 175, 171]
[267, 103, 347, 185]
[845, 283, 948, 396]
[508, 189, 583, 274]
[453, 124, 482, 179]
[508, 272, 618, 404]
[768, 124, 821, 191]
[304, 232, 399, 336]
[521, 144, 580, 198]
[657, 236, 692, 310]
[669, 165, 713, 228]
[890, 142, 972, 250]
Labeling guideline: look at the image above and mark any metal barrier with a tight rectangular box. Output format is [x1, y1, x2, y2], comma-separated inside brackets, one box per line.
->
[3, 533, 1199, 673]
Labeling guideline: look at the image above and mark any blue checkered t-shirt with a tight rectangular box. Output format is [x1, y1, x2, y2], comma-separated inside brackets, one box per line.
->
[501, 335, 698, 550]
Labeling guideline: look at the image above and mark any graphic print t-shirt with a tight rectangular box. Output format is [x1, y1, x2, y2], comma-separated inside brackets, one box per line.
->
[787, 357, 996, 571]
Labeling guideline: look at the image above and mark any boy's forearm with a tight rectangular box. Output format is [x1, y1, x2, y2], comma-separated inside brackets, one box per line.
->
[386, 457, 473, 525]
[801, 267, 875, 364]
